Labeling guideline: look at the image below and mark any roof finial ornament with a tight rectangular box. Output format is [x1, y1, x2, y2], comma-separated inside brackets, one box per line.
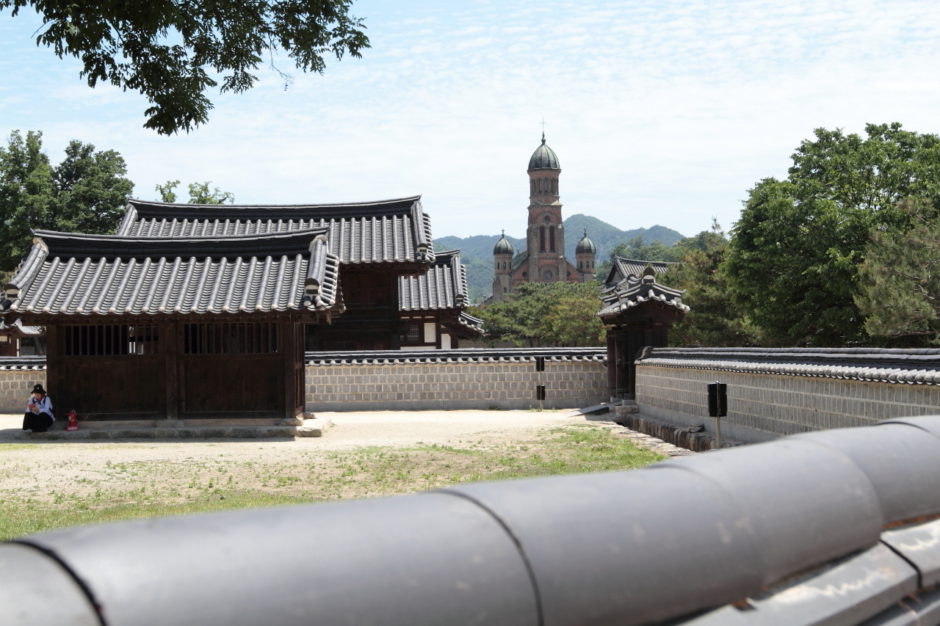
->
[583, 228, 588, 237]
[541, 117, 546, 144]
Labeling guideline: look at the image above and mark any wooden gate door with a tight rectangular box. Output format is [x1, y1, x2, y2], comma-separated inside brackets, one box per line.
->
[51, 323, 165, 419]
[178, 321, 284, 418]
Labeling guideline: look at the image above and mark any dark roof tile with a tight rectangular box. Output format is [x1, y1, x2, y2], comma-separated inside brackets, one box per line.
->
[3, 230, 340, 317]
[118, 197, 434, 266]
[399, 250, 468, 312]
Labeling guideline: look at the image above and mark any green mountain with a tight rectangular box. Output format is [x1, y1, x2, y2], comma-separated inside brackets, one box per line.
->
[435, 215, 685, 303]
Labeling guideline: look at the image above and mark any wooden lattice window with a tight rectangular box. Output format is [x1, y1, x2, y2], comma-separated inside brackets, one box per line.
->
[63, 324, 159, 356]
[183, 323, 279, 355]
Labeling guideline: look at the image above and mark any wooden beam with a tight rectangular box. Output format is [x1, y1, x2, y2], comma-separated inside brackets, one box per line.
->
[282, 319, 296, 420]
[163, 321, 179, 420]
[45, 325, 59, 407]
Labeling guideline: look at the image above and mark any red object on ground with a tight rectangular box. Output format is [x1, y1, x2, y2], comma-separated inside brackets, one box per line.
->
[65, 409, 78, 431]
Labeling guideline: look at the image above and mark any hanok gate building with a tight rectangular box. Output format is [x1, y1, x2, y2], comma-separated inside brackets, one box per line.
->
[599, 258, 689, 399]
[0, 196, 481, 420]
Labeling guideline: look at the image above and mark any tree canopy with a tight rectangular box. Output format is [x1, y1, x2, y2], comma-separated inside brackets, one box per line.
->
[156, 180, 234, 204]
[0, 130, 133, 271]
[661, 221, 759, 347]
[856, 198, 940, 343]
[595, 235, 681, 280]
[724, 123, 940, 346]
[473, 282, 605, 347]
[2, 0, 370, 134]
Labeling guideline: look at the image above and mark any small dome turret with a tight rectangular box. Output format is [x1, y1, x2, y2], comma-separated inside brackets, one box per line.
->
[576, 229, 596, 255]
[493, 231, 514, 255]
[528, 133, 560, 170]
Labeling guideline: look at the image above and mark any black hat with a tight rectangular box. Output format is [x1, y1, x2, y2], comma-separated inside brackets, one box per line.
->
[31, 384, 45, 395]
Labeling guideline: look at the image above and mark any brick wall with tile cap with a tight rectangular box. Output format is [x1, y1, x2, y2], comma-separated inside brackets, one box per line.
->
[305, 347, 608, 411]
[634, 346, 940, 443]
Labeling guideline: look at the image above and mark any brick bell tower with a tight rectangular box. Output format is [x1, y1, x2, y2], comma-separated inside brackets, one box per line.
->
[526, 133, 566, 283]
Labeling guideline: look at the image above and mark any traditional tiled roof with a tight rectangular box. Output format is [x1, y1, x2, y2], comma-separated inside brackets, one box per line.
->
[603, 256, 672, 288]
[117, 196, 434, 266]
[457, 311, 484, 334]
[399, 250, 468, 311]
[0, 355, 45, 370]
[0, 318, 41, 336]
[1, 229, 341, 317]
[398, 250, 482, 335]
[598, 266, 689, 320]
[305, 347, 605, 365]
[636, 347, 940, 386]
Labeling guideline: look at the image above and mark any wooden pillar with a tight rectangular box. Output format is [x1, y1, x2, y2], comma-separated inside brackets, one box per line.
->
[163, 320, 179, 420]
[281, 318, 299, 420]
[606, 329, 617, 399]
[44, 324, 59, 405]
[617, 331, 632, 398]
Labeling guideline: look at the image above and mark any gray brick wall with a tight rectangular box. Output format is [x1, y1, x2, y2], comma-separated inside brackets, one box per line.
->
[0, 355, 608, 414]
[636, 364, 940, 443]
[306, 360, 608, 411]
[0, 370, 47, 413]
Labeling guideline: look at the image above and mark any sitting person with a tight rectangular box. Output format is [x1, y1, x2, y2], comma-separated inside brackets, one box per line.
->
[22, 384, 54, 433]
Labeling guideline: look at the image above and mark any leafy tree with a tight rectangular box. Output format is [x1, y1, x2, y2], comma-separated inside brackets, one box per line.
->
[156, 180, 234, 204]
[661, 221, 760, 346]
[53, 140, 134, 233]
[475, 282, 605, 346]
[725, 123, 940, 346]
[0, 130, 133, 271]
[2, 0, 370, 134]
[0, 131, 54, 272]
[596, 235, 681, 279]
[856, 198, 940, 343]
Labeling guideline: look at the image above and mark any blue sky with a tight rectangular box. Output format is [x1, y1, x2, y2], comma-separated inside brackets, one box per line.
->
[2, 0, 940, 240]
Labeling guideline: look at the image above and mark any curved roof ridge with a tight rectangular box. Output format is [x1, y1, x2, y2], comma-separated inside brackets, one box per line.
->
[32, 228, 330, 260]
[128, 195, 422, 215]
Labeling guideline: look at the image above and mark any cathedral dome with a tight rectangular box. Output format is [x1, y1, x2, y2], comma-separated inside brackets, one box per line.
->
[493, 232, 514, 255]
[576, 230, 596, 255]
[528, 134, 560, 170]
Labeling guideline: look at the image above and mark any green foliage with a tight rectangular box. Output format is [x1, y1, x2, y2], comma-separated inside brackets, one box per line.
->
[156, 180, 234, 204]
[0, 130, 133, 271]
[856, 199, 940, 343]
[662, 221, 760, 346]
[596, 235, 682, 280]
[725, 123, 940, 346]
[475, 282, 605, 346]
[2, 0, 370, 134]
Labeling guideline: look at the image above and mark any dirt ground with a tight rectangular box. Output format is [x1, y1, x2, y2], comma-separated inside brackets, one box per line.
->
[0, 409, 604, 499]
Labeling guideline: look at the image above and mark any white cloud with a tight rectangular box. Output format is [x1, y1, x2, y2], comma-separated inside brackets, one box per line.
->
[1, 0, 939, 240]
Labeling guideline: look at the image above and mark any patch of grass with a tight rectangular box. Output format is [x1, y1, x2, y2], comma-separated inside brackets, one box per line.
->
[0, 425, 663, 540]
[0, 491, 316, 540]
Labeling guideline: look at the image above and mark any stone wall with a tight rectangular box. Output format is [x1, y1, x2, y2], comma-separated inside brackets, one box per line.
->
[632, 347, 940, 444]
[0, 367, 46, 412]
[305, 348, 608, 411]
[0, 350, 609, 414]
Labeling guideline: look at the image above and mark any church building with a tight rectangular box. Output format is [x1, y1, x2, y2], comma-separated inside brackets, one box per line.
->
[489, 134, 596, 302]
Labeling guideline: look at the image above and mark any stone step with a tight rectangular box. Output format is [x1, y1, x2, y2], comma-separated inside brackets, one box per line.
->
[3, 417, 330, 441]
